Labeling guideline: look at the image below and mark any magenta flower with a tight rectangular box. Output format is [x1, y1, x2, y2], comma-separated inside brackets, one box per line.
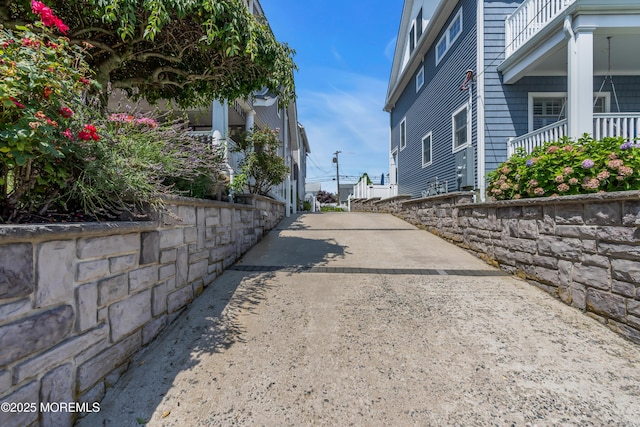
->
[62, 128, 74, 140]
[59, 106, 73, 118]
[31, 1, 69, 34]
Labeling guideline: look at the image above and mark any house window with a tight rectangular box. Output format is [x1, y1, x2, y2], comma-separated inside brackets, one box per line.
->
[529, 92, 610, 132]
[416, 67, 424, 92]
[436, 8, 463, 65]
[400, 118, 407, 150]
[452, 104, 469, 151]
[416, 8, 423, 40]
[422, 132, 432, 167]
[409, 24, 416, 53]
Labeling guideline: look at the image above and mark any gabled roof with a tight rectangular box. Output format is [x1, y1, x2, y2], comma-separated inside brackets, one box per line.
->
[385, 0, 460, 112]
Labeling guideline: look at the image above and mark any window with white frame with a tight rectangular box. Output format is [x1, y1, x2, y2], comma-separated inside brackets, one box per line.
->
[528, 92, 610, 132]
[422, 132, 432, 167]
[400, 118, 407, 150]
[416, 8, 423, 40]
[452, 104, 469, 151]
[416, 66, 424, 92]
[436, 8, 463, 65]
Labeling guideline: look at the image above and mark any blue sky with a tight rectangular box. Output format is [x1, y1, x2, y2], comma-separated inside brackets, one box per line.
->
[261, 1, 404, 193]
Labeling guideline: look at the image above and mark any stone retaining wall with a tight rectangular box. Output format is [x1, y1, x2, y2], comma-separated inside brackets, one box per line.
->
[0, 195, 284, 427]
[352, 191, 640, 344]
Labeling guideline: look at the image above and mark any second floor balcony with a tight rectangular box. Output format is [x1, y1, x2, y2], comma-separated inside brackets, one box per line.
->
[505, 0, 575, 58]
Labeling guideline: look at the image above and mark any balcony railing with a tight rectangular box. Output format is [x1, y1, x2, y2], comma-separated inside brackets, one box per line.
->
[507, 113, 640, 156]
[505, 0, 575, 57]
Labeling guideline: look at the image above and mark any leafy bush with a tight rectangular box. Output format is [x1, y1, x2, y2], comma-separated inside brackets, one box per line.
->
[0, 2, 227, 222]
[487, 136, 640, 200]
[230, 127, 289, 196]
[320, 206, 345, 212]
[65, 112, 226, 218]
[0, 7, 100, 221]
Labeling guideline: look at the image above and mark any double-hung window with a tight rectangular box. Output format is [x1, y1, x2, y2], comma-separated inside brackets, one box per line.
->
[416, 66, 424, 92]
[422, 132, 432, 167]
[529, 92, 610, 131]
[436, 8, 463, 65]
[452, 104, 469, 152]
[400, 118, 407, 150]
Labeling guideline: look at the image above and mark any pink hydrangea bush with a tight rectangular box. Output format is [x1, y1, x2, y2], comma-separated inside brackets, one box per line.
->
[487, 136, 640, 200]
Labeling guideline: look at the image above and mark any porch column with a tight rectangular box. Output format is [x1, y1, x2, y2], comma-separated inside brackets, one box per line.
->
[567, 24, 596, 139]
[245, 109, 255, 132]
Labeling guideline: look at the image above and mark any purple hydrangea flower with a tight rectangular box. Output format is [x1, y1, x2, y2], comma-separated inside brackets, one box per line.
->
[581, 159, 595, 169]
[526, 159, 534, 167]
[620, 142, 634, 150]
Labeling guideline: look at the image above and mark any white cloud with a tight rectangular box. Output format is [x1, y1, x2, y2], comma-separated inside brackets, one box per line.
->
[384, 36, 397, 62]
[297, 68, 390, 190]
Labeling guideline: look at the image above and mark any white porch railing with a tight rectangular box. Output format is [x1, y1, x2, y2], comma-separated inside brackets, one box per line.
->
[507, 113, 640, 156]
[505, 0, 575, 57]
[507, 119, 568, 157]
[593, 113, 640, 142]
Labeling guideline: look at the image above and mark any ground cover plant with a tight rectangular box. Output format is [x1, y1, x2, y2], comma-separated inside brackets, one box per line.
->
[487, 136, 640, 200]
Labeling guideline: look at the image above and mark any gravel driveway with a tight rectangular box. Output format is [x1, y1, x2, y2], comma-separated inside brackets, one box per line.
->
[77, 212, 640, 426]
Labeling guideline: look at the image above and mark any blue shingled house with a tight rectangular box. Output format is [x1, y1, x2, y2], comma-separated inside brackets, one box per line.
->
[385, 0, 640, 200]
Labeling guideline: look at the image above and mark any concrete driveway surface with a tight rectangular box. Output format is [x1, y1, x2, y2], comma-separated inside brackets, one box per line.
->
[77, 212, 640, 426]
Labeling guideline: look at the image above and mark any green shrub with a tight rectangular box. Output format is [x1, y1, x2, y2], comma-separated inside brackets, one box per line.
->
[230, 127, 289, 196]
[66, 112, 226, 218]
[487, 136, 640, 200]
[0, 14, 100, 220]
[320, 206, 345, 212]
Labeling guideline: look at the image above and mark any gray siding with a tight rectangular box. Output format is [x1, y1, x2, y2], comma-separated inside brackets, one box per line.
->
[390, 0, 478, 198]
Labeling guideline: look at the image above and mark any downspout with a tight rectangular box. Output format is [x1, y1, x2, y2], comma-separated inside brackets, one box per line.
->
[476, 0, 486, 201]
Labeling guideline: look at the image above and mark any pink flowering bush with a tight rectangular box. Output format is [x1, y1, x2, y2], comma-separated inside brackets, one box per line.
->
[487, 136, 640, 200]
[0, 1, 100, 220]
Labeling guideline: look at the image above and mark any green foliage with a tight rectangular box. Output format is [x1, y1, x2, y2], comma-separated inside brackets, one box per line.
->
[302, 200, 312, 211]
[487, 136, 640, 200]
[67, 111, 226, 217]
[0, 4, 227, 222]
[0, 19, 100, 220]
[358, 173, 372, 185]
[230, 127, 289, 196]
[320, 206, 345, 212]
[3, 0, 297, 108]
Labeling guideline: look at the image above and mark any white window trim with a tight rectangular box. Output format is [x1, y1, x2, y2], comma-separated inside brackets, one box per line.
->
[452, 103, 471, 153]
[436, 8, 463, 65]
[399, 117, 407, 151]
[422, 132, 433, 168]
[416, 66, 424, 92]
[528, 91, 611, 132]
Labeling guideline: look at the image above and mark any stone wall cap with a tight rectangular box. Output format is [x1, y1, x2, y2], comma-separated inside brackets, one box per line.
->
[374, 195, 412, 204]
[480, 190, 640, 208]
[401, 191, 476, 206]
[0, 221, 157, 243]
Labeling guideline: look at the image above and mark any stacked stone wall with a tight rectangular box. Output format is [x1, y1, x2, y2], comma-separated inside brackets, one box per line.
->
[352, 191, 640, 345]
[0, 195, 284, 427]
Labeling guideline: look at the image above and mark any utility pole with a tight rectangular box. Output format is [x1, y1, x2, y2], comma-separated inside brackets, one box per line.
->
[333, 150, 341, 206]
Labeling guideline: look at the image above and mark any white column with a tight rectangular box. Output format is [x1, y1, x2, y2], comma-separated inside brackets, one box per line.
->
[567, 24, 595, 139]
[292, 179, 297, 214]
[245, 109, 255, 132]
